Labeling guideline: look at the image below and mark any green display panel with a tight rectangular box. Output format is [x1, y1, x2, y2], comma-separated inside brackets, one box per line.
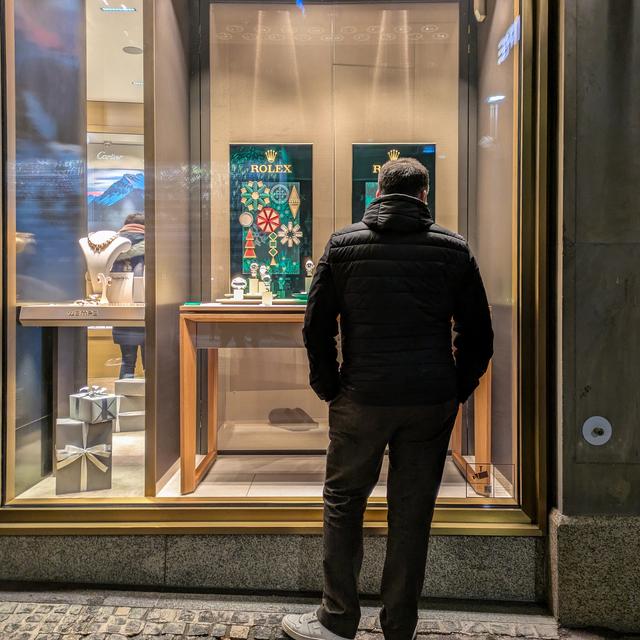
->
[230, 144, 312, 296]
[352, 144, 436, 223]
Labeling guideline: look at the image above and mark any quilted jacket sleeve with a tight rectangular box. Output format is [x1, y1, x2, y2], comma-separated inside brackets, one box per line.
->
[302, 237, 341, 402]
[452, 251, 494, 403]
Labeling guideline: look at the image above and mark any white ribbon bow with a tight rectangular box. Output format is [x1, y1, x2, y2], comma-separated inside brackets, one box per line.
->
[79, 385, 108, 397]
[56, 423, 111, 491]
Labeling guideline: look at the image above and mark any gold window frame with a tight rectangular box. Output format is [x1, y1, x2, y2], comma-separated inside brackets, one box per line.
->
[0, 0, 548, 537]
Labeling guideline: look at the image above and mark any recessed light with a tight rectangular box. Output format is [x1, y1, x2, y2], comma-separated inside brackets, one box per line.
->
[123, 46, 143, 54]
[101, 6, 136, 12]
[486, 95, 506, 103]
[131, 80, 144, 86]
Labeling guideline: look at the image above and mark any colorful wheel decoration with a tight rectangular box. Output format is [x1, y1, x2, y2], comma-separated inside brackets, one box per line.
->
[268, 232, 278, 266]
[241, 180, 271, 212]
[270, 183, 289, 205]
[256, 207, 281, 233]
[238, 212, 254, 227]
[278, 221, 303, 248]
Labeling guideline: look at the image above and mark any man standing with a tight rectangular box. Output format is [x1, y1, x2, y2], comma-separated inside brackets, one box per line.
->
[282, 158, 493, 640]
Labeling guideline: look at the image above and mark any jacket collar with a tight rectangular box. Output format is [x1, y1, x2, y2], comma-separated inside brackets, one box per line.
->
[362, 194, 433, 232]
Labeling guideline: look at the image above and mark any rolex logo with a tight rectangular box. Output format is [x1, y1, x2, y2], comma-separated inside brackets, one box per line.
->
[250, 148, 292, 174]
[387, 149, 401, 161]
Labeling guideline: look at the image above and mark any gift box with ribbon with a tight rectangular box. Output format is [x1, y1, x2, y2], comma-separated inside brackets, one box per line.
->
[69, 385, 118, 424]
[55, 418, 113, 494]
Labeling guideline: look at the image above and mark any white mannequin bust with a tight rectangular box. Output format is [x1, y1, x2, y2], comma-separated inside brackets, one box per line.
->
[79, 231, 132, 294]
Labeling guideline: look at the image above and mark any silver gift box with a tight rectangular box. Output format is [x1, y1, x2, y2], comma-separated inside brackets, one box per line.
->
[114, 377, 145, 397]
[69, 389, 118, 424]
[117, 411, 145, 432]
[55, 418, 113, 494]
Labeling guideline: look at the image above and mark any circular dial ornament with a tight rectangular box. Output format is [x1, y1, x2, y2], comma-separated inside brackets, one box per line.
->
[256, 207, 281, 233]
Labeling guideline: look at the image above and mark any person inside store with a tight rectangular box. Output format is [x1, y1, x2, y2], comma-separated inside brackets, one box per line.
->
[112, 212, 145, 379]
[283, 159, 493, 640]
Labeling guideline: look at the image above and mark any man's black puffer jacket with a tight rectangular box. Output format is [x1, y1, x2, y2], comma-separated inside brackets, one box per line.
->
[303, 193, 493, 406]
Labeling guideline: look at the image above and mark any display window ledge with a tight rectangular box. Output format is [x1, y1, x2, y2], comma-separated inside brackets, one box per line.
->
[0, 502, 543, 537]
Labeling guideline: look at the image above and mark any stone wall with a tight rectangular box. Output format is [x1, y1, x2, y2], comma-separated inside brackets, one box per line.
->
[553, 0, 640, 631]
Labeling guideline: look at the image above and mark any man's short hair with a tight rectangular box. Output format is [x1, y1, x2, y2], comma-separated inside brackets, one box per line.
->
[378, 157, 429, 197]
[124, 213, 145, 226]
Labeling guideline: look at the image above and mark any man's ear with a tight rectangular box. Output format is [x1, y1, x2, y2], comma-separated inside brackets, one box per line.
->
[376, 188, 382, 198]
[419, 188, 428, 203]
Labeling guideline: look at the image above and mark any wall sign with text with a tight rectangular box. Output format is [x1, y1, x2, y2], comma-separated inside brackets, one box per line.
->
[229, 144, 313, 296]
[351, 144, 436, 223]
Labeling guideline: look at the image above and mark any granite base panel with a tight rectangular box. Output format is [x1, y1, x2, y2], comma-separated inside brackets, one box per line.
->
[549, 509, 640, 632]
[0, 533, 544, 603]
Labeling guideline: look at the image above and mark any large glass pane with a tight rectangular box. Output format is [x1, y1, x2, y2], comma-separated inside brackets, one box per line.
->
[8, 0, 146, 500]
[160, 1, 520, 503]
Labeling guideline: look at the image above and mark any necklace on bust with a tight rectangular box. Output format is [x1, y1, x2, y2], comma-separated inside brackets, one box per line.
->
[87, 231, 119, 254]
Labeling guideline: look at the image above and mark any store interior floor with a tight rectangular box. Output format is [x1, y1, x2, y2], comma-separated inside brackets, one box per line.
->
[158, 452, 509, 499]
[18, 433, 511, 501]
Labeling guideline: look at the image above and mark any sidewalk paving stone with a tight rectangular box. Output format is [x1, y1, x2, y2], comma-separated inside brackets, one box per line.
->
[0, 588, 624, 640]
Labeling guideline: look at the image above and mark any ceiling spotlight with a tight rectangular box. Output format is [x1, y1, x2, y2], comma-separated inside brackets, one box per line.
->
[131, 80, 144, 86]
[101, 5, 136, 12]
[486, 95, 506, 103]
[123, 46, 143, 54]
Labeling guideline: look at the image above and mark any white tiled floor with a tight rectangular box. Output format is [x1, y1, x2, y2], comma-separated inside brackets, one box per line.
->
[18, 438, 512, 501]
[157, 454, 504, 499]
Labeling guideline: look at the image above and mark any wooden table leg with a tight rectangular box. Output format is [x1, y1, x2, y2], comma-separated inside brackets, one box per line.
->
[472, 359, 493, 494]
[450, 361, 493, 497]
[180, 316, 197, 494]
[191, 348, 219, 487]
[207, 348, 218, 459]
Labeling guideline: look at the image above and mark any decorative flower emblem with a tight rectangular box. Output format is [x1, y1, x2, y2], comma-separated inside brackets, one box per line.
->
[277, 221, 303, 248]
[270, 183, 290, 205]
[256, 207, 281, 233]
[240, 180, 271, 212]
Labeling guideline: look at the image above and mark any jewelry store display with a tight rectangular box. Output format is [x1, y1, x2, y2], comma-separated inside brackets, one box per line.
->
[261, 274, 273, 306]
[249, 262, 260, 294]
[87, 231, 118, 253]
[97, 272, 112, 305]
[258, 264, 269, 293]
[305, 258, 315, 292]
[231, 276, 248, 301]
[79, 231, 132, 294]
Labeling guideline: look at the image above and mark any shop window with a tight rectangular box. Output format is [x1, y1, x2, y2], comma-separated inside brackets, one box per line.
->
[4, 0, 523, 510]
[159, 0, 521, 503]
[6, 0, 146, 500]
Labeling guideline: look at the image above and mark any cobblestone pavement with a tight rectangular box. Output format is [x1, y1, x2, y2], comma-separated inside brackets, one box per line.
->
[0, 587, 615, 640]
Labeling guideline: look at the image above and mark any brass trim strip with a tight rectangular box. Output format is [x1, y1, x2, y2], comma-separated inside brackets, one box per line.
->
[0, 521, 543, 537]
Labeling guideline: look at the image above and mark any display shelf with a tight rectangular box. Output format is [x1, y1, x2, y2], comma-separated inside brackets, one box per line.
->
[180, 303, 306, 313]
[18, 303, 145, 327]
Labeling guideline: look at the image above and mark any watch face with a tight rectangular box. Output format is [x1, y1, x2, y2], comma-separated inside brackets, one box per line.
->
[230, 144, 313, 295]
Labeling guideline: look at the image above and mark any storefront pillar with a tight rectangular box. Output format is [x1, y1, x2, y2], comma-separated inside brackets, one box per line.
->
[551, 0, 640, 631]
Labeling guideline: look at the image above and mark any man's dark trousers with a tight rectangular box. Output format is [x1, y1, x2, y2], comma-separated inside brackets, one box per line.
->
[317, 394, 458, 640]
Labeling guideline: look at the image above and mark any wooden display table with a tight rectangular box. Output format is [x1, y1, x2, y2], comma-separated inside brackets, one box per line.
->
[179, 304, 306, 494]
[449, 361, 493, 496]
